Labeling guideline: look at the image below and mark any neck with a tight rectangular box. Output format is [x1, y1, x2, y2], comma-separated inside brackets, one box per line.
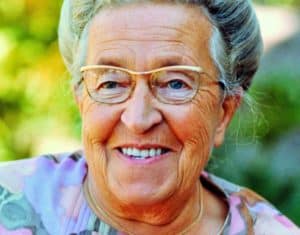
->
[84, 175, 203, 235]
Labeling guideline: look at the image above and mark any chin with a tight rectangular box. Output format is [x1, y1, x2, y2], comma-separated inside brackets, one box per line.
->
[100, 145, 183, 206]
[106, 170, 179, 207]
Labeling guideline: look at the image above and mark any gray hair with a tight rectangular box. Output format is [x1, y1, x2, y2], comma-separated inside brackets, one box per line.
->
[58, 0, 263, 96]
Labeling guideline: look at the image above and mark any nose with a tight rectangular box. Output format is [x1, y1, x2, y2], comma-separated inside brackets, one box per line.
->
[121, 82, 163, 134]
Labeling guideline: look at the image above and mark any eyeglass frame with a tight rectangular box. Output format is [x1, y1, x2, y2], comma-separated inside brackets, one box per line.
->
[79, 64, 226, 105]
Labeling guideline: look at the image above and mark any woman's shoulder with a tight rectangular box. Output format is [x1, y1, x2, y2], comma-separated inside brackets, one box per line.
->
[203, 172, 300, 235]
[0, 151, 89, 234]
[0, 151, 86, 194]
[232, 187, 300, 235]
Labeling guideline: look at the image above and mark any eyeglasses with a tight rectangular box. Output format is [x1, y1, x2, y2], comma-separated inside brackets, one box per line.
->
[79, 65, 226, 105]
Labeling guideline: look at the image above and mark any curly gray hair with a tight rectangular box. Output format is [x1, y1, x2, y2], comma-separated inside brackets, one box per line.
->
[58, 0, 263, 96]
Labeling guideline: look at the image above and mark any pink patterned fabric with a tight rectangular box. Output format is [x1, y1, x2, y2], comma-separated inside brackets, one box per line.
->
[0, 151, 299, 235]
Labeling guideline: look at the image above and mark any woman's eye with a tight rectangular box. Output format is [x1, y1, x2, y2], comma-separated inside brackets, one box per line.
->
[168, 80, 187, 90]
[155, 71, 194, 91]
[101, 81, 119, 89]
[96, 70, 130, 90]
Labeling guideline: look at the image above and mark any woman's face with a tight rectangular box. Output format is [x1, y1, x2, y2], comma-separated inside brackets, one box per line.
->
[78, 3, 237, 207]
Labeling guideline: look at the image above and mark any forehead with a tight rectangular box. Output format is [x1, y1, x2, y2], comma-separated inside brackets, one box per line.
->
[87, 3, 215, 73]
[91, 3, 209, 32]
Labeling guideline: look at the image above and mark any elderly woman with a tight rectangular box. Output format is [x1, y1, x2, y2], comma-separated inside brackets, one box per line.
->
[0, 0, 299, 234]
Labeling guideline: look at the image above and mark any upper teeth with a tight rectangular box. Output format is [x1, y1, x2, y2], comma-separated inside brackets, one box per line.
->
[121, 147, 164, 159]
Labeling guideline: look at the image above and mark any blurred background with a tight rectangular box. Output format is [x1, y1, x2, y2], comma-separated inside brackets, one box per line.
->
[0, 0, 299, 225]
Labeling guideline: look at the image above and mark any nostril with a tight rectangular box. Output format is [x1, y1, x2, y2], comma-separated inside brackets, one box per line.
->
[120, 103, 163, 134]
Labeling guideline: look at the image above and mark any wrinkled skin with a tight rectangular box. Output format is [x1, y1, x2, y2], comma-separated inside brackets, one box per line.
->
[76, 3, 240, 234]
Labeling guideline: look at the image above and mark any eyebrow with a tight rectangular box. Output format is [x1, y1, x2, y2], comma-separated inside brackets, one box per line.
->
[151, 55, 185, 68]
[95, 57, 125, 68]
[93, 54, 190, 71]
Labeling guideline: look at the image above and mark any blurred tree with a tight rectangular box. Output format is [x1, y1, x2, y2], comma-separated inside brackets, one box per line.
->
[254, 0, 300, 7]
[0, 0, 80, 161]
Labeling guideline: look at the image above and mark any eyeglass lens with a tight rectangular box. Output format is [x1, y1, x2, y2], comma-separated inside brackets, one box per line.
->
[83, 67, 203, 104]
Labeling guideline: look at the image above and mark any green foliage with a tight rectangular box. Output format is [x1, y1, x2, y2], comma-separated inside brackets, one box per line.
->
[254, 0, 300, 7]
[0, 0, 80, 161]
[0, 0, 299, 226]
[209, 71, 300, 224]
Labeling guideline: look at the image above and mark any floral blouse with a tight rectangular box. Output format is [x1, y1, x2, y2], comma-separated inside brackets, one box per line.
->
[0, 151, 299, 235]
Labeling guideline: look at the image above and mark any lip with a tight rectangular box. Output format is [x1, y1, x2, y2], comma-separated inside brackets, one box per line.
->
[114, 143, 175, 151]
[114, 147, 172, 165]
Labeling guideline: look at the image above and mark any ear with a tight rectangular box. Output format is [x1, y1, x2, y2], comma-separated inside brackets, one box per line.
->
[213, 90, 243, 147]
[73, 86, 84, 115]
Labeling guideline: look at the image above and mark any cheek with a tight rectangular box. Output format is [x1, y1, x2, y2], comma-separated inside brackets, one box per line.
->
[80, 97, 122, 144]
[165, 97, 219, 148]
[80, 97, 123, 171]
[164, 93, 221, 181]
[181, 104, 213, 167]
[80, 97, 124, 191]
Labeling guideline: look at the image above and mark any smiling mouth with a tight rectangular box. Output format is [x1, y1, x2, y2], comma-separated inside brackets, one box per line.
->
[118, 147, 170, 160]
